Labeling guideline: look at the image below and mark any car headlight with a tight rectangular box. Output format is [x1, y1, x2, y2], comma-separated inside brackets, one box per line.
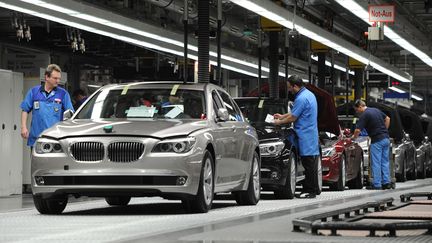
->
[259, 141, 285, 156]
[152, 137, 196, 153]
[322, 147, 336, 157]
[35, 138, 64, 154]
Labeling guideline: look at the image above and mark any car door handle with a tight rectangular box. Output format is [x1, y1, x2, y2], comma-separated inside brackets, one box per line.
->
[231, 125, 236, 131]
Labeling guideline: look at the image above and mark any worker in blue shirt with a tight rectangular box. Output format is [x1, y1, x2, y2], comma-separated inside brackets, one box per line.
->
[274, 75, 320, 198]
[352, 99, 391, 190]
[20, 64, 74, 147]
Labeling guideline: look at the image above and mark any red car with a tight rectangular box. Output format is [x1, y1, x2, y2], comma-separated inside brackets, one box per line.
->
[306, 84, 364, 191]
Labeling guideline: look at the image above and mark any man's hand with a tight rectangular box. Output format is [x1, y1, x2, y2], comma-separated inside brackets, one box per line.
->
[21, 127, 29, 139]
[273, 113, 283, 119]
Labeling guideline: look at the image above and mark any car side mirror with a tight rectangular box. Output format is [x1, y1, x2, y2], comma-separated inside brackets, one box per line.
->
[343, 128, 352, 136]
[217, 108, 229, 122]
[63, 109, 74, 121]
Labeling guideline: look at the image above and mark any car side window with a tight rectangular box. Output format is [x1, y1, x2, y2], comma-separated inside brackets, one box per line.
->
[212, 91, 223, 110]
[217, 91, 242, 122]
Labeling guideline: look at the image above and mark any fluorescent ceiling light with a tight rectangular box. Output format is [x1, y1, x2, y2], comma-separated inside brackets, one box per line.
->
[388, 86, 423, 101]
[311, 55, 355, 75]
[87, 84, 101, 88]
[334, 0, 432, 68]
[18, 0, 278, 75]
[3, 0, 307, 79]
[411, 94, 423, 101]
[0, 1, 266, 78]
[230, 0, 412, 83]
[388, 86, 406, 93]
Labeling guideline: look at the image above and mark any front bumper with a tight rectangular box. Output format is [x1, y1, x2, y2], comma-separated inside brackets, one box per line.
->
[31, 137, 203, 197]
[322, 154, 341, 184]
[260, 153, 290, 191]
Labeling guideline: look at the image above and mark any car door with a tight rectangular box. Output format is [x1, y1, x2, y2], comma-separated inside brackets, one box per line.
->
[210, 90, 239, 190]
[217, 90, 250, 186]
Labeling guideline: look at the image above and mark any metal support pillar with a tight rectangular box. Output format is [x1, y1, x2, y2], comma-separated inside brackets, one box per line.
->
[198, 0, 209, 83]
[183, 0, 188, 83]
[317, 52, 326, 89]
[285, 30, 289, 98]
[345, 56, 349, 114]
[308, 40, 312, 84]
[354, 68, 363, 101]
[269, 31, 279, 98]
[258, 29, 262, 97]
[216, 0, 222, 86]
[331, 50, 335, 97]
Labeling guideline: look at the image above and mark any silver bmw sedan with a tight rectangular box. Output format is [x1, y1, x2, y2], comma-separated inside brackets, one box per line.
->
[31, 82, 260, 214]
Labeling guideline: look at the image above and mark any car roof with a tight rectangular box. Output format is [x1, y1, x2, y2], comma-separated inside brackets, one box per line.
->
[101, 81, 213, 91]
[234, 97, 287, 104]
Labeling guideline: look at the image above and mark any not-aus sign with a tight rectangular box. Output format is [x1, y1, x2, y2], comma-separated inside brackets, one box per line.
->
[369, 5, 395, 23]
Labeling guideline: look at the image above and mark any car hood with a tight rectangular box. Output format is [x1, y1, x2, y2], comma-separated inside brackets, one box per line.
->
[42, 119, 209, 139]
[305, 84, 340, 136]
[253, 123, 288, 141]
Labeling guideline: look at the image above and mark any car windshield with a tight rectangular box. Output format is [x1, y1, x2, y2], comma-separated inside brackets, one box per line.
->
[237, 100, 287, 124]
[75, 87, 206, 119]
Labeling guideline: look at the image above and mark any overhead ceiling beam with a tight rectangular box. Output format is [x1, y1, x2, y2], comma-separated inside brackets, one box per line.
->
[229, 0, 412, 82]
[0, 0, 309, 79]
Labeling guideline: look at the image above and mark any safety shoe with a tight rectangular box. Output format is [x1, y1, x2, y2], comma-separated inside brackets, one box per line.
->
[382, 183, 392, 190]
[365, 185, 382, 190]
[296, 192, 316, 199]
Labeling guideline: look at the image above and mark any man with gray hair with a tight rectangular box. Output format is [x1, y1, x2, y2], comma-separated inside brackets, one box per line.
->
[20, 64, 74, 148]
[352, 99, 391, 190]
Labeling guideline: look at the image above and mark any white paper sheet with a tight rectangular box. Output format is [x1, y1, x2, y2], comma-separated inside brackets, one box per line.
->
[127, 106, 156, 118]
[265, 114, 274, 123]
[165, 105, 184, 118]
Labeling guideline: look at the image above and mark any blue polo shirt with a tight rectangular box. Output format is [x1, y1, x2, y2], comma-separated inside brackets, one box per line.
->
[291, 87, 319, 156]
[20, 85, 74, 146]
[356, 107, 389, 143]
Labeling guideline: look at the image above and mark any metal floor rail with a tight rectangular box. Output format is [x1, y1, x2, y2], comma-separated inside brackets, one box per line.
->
[292, 196, 432, 237]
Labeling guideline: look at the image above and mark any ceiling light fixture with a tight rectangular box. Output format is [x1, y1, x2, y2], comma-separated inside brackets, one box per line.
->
[0, 0, 304, 79]
[12, 0, 295, 78]
[388, 86, 406, 93]
[311, 55, 354, 75]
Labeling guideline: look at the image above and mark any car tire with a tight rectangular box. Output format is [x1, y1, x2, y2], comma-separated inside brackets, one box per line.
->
[105, 196, 131, 206]
[33, 194, 68, 215]
[316, 156, 322, 195]
[234, 151, 260, 205]
[330, 154, 346, 191]
[274, 152, 296, 199]
[183, 150, 214, 213]
[348, 157, 364, 189]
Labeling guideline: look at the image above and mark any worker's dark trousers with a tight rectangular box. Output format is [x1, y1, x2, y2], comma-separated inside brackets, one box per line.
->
[301, 155, 320, 194]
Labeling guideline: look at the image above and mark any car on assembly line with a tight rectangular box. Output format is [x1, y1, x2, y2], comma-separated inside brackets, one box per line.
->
[398, 107, 432, 179]
[234, 97, 307, 199]
[420, 116, 432, 177]
[31, 82, 261, 214]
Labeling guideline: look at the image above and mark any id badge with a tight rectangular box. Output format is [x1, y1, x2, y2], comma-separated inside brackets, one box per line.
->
[34, 101, 40, 110]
